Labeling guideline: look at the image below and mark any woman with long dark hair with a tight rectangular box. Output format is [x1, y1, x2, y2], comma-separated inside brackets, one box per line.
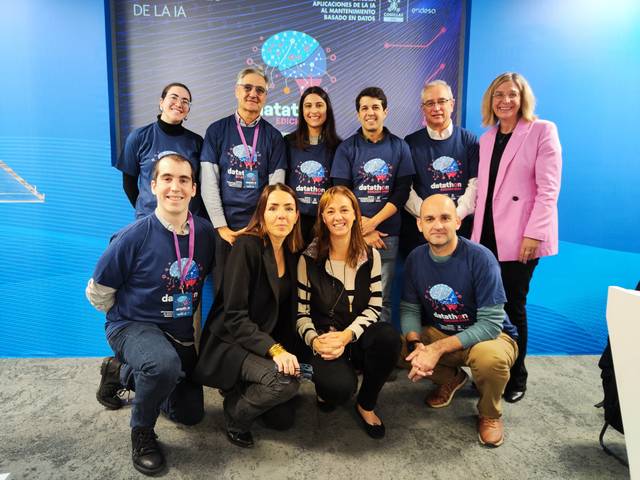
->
[286, 86, 342, 244]
[296, 186, 401, 439]
[194, 183, 304, 448]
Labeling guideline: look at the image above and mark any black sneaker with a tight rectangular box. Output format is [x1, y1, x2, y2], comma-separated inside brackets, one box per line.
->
[96, 357, 124, 410]
[131, 427, 165, 475]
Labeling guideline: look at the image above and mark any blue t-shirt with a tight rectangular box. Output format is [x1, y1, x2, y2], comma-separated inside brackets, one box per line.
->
[284, 134, 333, 217]
[404, 126, 478, 202]
[93, 214, 215, 341]
[114, 121, 203, 218]
[403, 236, 517, 338]
[200, 114, 287, 229]
[331, 129, 414, 235]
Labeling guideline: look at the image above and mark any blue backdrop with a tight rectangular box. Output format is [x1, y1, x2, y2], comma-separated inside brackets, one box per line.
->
[1, 0, 638, 357]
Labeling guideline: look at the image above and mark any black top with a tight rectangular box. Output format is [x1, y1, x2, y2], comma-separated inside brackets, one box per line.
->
[272, 268, 295, 349]
[193, 235, 301, 390]
[480, 131, 512, 257]
[122, 117, 186, 207]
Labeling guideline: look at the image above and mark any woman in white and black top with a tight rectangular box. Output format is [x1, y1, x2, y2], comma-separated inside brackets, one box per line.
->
[296, 186, 401, 439]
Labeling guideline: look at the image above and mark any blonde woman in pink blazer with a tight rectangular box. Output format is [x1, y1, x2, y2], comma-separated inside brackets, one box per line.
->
[471, 72, 562, 404]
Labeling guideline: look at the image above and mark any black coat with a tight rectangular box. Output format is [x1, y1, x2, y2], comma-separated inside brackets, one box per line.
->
[193, 234, 300, 390]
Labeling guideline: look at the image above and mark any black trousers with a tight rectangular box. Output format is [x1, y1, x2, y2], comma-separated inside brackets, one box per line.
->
[311, 322, 401, 411]
[500, 258, 538, 392]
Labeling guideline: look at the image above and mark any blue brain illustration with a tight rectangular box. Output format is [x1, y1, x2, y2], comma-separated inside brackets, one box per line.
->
[232, 144, 256, 167]
[433, 156, 460, 177]
[300, 160, 325, 183]
[364, 158, 389, 180]
[262, 31, 327, 79]
[169, 259, 199, 287]
[429, 284, 459, 306]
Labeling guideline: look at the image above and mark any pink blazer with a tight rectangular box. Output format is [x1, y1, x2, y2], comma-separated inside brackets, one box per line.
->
[471, 118, 562, 262]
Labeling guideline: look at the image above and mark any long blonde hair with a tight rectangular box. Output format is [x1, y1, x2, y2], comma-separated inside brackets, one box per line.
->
[481, 72, 537, 127]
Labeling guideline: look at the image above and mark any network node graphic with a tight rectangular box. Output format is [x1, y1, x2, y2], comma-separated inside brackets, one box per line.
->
[258, 31, 335, 94]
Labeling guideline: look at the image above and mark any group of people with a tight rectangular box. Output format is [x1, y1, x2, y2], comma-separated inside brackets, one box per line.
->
[86, 67, 562, 475]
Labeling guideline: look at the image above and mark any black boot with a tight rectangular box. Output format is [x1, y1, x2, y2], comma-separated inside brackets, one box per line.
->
[131, 427, 165, 475]
[96, 357, 124, 410]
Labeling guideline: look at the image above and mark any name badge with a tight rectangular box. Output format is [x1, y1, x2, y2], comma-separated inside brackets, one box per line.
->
[243, 170, 258, 189]
[173, 292, 193, 318]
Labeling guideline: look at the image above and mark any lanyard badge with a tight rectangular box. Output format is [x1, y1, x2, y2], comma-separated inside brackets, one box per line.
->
[172, 213, 195, 318]
[236, 119, 260, 189]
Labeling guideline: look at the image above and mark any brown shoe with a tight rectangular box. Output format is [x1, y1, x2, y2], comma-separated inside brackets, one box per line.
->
[425, 369, 468, 408]
[477, 416, 504, 447]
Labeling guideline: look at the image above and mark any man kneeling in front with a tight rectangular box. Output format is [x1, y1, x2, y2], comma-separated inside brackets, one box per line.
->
[402, 194, 518, 447]
[86, 154, 215, 474]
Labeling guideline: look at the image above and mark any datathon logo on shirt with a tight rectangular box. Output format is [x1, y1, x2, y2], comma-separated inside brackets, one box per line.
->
[160, 257, 203, 317]
[357, 158, 393, 200]
[294, 160, 330, 203]
[425, 283, 469, 331]
[428, 155, 463, 192]
[225, 144, 262, 188]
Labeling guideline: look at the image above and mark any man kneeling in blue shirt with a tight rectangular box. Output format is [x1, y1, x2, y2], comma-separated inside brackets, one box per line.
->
[86, 154, 215, 475]
[402, 194, 518, 447]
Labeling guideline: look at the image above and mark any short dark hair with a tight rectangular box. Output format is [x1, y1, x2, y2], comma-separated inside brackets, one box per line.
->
[151, 153, 195, 183]
[355, 86, 387, 111]
[161, 82, 192, 102]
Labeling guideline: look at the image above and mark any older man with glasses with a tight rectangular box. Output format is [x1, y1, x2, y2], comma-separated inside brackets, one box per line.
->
[200, 66, 287, 293]
[402, 80, 479, 256]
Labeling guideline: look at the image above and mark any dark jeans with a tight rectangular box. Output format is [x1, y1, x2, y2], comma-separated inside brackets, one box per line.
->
[311, 322, 401, 411]
[500, 259, 538, 392]
[108, 322, 204, 429]
[223, 352, 300, 433]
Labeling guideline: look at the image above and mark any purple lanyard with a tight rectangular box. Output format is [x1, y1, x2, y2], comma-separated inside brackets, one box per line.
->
[172, 212, 195, 291]
[236, 118, 260, 166]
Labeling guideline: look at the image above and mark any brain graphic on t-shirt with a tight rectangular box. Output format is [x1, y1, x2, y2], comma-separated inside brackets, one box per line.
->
[429, 284, 459, 306]
[262, 31, 327, 93]
[300, 160, 325, 183]
[232, 144, 256, 168]
[169, 258, 200, 288]
[432, 156, 460, 178]
[363, 158, 389, 181]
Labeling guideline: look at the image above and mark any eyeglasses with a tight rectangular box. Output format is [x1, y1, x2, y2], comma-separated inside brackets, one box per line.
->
[492, 92, 520, 100]
[421, 98, 451, 109]
[166, 94, 191, 108]
[238, 83, 267, 96]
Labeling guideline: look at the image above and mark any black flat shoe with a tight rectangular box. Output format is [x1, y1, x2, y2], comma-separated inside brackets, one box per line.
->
[504, 390, 525, 403]
[226, 429, 254, 448]
[354, 405, 385, 439]
[316, 396, 337, 413]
